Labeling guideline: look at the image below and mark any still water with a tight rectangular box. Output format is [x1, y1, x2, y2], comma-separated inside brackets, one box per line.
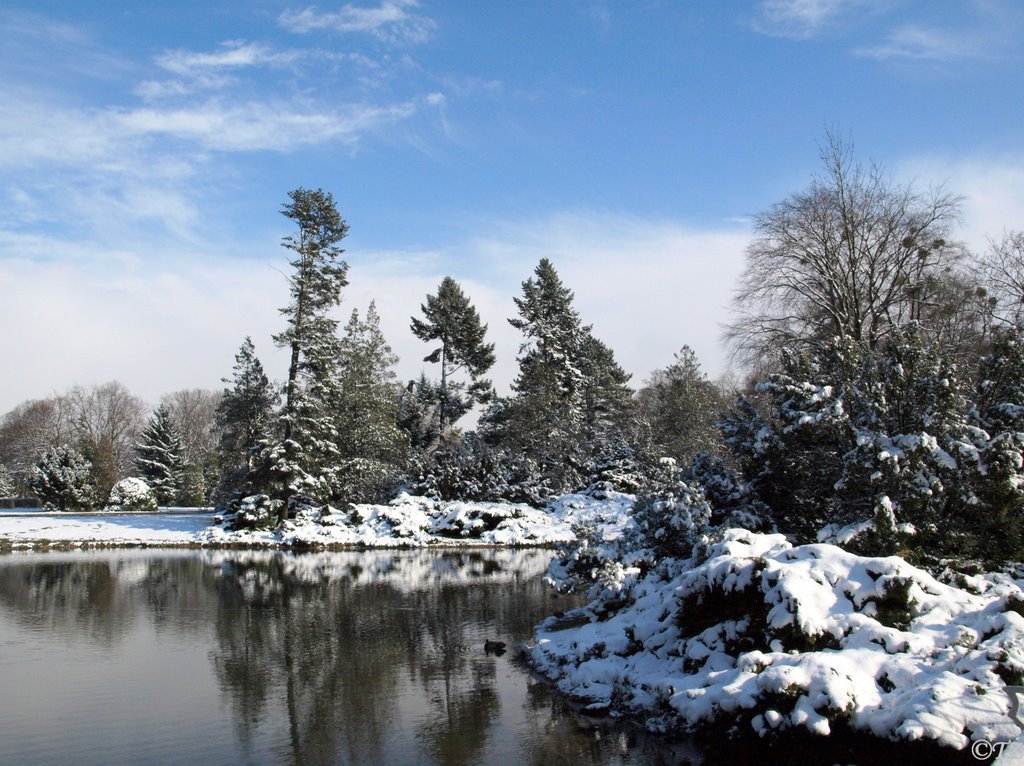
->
[0, 548, 689, 766]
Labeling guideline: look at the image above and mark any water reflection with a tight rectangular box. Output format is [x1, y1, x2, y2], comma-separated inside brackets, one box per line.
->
[0, 549, 676, 766]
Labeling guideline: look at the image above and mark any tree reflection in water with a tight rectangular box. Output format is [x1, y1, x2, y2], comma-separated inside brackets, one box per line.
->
[0, 549, 677, 766]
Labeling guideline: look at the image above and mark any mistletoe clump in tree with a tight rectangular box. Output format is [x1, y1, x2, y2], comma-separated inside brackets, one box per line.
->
[134, 405, 186, 506]
[410, 276, 495, 443]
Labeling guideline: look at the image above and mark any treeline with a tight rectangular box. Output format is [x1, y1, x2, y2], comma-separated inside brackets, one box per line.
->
[3, 133, 1023, 564]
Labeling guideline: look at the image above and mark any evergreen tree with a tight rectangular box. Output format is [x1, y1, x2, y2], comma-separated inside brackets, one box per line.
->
[215, 338, 279, 488]
[273, 187, 349, 443]
[331, 302, 409, 505]
[264, 188, 350, 523]
[487, 258, 588, 492]
[28, 445, 95, 512]
[135, 405, 185, 506]
[578, 332, 635, 447]
[410, 276, 495, 439]
[968, 327, 1024, 560]
[0, 464, 15, 498]
[397, 373, 443, 452]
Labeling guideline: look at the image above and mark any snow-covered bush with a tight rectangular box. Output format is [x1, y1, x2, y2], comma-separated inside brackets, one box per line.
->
[0, 464, 15, 499]
[531, 529, 1024, 752]
[27, 445, 95, 512]
[411, 437, 549, 507]
[227, 494, 278, 531]
[106, 477, 158, 512]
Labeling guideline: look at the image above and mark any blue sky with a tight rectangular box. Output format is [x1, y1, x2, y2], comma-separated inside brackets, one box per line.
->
[1, 0, 1023, 413]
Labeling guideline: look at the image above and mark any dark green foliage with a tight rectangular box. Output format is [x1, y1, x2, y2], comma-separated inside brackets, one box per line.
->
[329, 302, 409, 506]
[134, 405, 185, 506]
[719, 330, 970, 546]
[630, 467, 712, 562]
[215, 337, 278, 498]
[485, 258, 634, 496]
[410, 435, 547, 506]
[410, 276, 495, 438]
[27, 445, 95, 512]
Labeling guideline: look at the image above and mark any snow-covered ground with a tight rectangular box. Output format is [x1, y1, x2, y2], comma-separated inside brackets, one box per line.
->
[0, 491, 634, 550]
[0, 511, 216, 547]
[530, 528, 1024, 754]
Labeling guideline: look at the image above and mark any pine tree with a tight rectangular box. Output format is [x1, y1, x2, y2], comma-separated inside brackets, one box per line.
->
[28, 445, 95, 512]
[265, 188, 350, 523]
[215, 338, 279, 482]
[578, 332, 635, 447]
[135, 405, 185, 506]
[273, 187, 349, 443]
[489, 258, 588, 492]
[332, 302, 409, 505]
[410, 276, 495, 439]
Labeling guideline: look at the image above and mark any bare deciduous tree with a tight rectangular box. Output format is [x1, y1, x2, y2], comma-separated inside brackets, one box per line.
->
[161, 388, 221, 466]
[982, 230, 1024, 326]
[726, 132, 965, 364]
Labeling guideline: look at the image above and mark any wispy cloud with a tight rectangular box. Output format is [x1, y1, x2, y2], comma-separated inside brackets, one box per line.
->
[118, 99, 419, 152]
[752, 0, 868, 39]
[279, 0, 435, 43]
[854, 25, 984, 61]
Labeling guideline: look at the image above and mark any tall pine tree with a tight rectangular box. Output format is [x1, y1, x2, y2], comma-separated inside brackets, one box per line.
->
[135, 405, 185, 505]
[262, 188, 349, 524]
[410, 276, 495, 440]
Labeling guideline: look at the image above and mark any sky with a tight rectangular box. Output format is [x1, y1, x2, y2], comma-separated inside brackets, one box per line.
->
[1, 0, 1023, 414]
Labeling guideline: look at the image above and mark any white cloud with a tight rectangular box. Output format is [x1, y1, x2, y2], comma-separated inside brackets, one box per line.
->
[117, 99, 418, 152]
[752, 0, 868, 39]
[0, 213, 752, 415]
[279, 0, 435, 43]
[854, 24, 991, 61]
[897, 154, 1024, 251]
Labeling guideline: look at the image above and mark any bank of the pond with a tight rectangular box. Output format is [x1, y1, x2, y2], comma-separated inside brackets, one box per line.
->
[0, 491, 634, 551]
[529, 528, 1024, 761]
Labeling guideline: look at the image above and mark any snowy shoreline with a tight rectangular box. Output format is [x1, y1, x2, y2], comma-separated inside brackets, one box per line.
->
[0, 491, 634, 552]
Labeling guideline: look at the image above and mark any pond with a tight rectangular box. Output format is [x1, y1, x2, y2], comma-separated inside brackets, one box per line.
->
[0, 548, 693, 766]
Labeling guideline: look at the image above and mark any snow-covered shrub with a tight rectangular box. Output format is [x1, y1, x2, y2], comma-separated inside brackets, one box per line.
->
[27, 445, 95, 512]
[0, 464, 16, 499]
[531, 529, 1024, 752]
[106, 477, 158, 512]
[630, 460, 713, 563]
[719, 331, 978, 556]
[332, 456, 401, 507]
[585, 434, 651, 496]
[411, 437, 549, 507]
[227, 494, 278, 531]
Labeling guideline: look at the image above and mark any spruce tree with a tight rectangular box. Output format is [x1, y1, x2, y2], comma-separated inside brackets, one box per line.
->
[135, 405, 185, 506]
[215, 338, 278, 478]
[491, 258, 588, 492]
[332, 302, 409, 505]
[28, 445, 95, 512]
[410, 276, 495, 439]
